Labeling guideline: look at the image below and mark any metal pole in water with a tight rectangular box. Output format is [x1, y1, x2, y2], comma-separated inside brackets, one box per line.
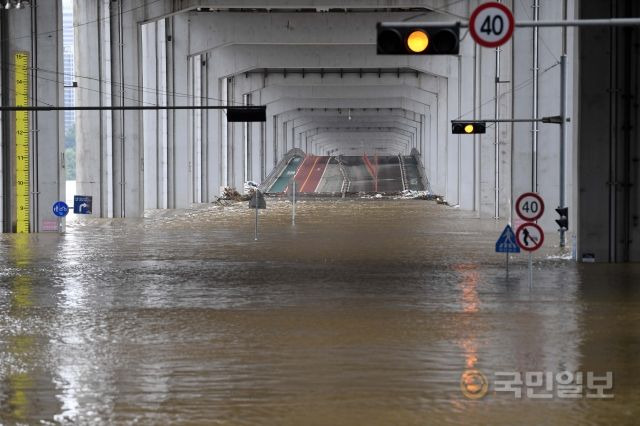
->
[292, 180, 296, 226]
[255, 190, 259, 241]
[506, 252, 509, 279]
[528, 252, 533, 290]
[559, 54, 568, 248]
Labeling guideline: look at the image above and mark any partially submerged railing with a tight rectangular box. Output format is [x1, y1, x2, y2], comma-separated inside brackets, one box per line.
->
[260, 148, 305, 193]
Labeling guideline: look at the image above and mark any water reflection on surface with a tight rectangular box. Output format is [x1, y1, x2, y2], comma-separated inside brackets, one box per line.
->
[0, 199, 639, 425]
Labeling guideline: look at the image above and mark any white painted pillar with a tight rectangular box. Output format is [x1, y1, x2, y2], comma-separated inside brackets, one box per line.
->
[205, 52, 222, 198]
[142, 21, 158, 209]
[167, 14, 190, 208]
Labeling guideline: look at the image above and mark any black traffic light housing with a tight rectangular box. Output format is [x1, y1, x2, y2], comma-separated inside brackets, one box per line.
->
[227, 106, 267, 122]
[377, 22, 460, 55]
[452, 121, 486, 134]
[555, 207, 569, 231]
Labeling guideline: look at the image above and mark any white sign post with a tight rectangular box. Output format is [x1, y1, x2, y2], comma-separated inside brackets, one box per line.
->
[292, 180, 296, 226]
[515, 192, 545, 289]
[469, 2, 515, 48]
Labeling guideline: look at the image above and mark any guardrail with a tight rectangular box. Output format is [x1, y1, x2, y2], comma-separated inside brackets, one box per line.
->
[259, 148, 305, 193]
[398, 154, 408, 191]
[410, 148, 432, 194]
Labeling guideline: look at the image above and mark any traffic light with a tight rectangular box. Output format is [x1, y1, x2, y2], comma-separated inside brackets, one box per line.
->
[227, 106, 267, 122]
[377, 23, 460, 55]
[555, 207, 569, 231]
[452, 121, 486, 134]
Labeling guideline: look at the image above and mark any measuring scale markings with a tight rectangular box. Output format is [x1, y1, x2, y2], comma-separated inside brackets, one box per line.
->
[15, 52, 30, 233]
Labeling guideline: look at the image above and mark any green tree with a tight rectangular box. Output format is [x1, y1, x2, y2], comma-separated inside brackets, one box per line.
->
[65, 147, 76, 180]
[64, 124, 75, 149]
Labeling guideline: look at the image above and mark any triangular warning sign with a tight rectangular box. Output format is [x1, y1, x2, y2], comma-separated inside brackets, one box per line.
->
[495, 225, 520, 253]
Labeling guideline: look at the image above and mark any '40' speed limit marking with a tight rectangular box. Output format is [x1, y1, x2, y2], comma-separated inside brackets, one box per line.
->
[469, 2, 515, 48]
[515, 192, 545, 222]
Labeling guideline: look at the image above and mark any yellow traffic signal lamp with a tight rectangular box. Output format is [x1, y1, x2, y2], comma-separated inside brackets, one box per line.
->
[452, 121, 486, 134]
[407, 30, 429, 53]
[377, 23, 460, 55]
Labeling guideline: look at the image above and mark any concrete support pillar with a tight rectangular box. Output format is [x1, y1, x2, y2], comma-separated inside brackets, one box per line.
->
[75, 0, 145, 218]
[167, 14, 190, 208]
[110, 1, 143, 217]
[140, 19, 170, 209]
[1, 2, 64, 233]
[142, 21, 159, 209]
[75, 0, 103, 217]
[33, 1, 66, 231]
[578, 0, 639, 262]
[265, 113, 276, 169]
[459, 28, 476, 210]
[192, 54, 204, 202]
[205, 53, 222, 198]
[200, 54, 209, 200]
[0, 13, 5, 230]
[250, 99, 263, 182]
[229, 75, 247, 190]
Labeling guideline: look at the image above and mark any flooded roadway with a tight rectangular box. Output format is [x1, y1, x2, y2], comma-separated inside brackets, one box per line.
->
[0, 199, 639, 425]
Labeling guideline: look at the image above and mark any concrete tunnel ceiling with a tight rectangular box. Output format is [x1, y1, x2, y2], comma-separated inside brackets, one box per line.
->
[236, 69, 435, 157]
[170, 9, 453, 183]
[198, 55, 442, 161]
[287, 109, 423, 155]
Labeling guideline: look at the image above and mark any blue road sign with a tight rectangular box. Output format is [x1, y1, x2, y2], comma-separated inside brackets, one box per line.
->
[52, 201, 69, 217]
[74, 195, 92, 214]
[496, 225, 520, 253]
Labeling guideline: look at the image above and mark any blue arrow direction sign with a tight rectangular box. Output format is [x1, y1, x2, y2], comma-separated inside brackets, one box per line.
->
[52, 201, 69, 217]
[496, 225, 520, 253]
[74, 195, 93, 214]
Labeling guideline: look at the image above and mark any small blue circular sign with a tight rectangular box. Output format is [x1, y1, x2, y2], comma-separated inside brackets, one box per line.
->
[53, 201, 69, 217]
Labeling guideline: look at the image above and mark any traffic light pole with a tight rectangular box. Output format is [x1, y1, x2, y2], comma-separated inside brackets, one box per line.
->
[385, 17, 640, 30]
[452, 116, 565, 124]
[559, 54, 568, 248]
[507, 18, 640, 28]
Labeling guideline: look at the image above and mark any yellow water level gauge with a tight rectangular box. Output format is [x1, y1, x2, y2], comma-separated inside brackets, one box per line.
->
[15, 52, 29, 233]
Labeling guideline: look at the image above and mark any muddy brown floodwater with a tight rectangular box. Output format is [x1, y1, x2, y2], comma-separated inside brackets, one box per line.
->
[0, 199, 639, 425]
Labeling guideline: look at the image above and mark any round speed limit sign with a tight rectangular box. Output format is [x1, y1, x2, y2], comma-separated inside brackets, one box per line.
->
[469, 2, 515, 48]
[516, 192, 545, 222]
